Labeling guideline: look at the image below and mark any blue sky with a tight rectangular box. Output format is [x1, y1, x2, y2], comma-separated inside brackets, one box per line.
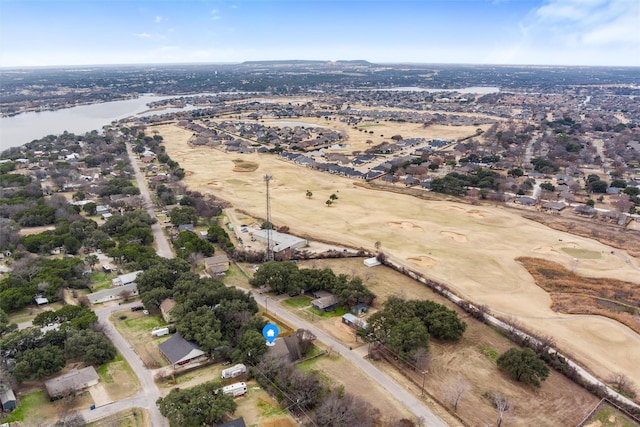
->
[1, 0, 638, 67]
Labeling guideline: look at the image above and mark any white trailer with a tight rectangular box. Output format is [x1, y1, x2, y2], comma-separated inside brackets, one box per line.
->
[222, 382, 247, 397]
[221, 363, 247, 379]
[151, 327, 170, 337]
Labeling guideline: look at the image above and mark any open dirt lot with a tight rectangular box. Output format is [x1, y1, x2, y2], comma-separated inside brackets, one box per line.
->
[157, 122, 640, 387]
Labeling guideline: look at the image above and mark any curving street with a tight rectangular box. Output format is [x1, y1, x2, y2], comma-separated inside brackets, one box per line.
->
[81, 302, 169, 426]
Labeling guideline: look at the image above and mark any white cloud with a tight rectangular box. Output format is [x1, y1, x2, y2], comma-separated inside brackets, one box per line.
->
[493, 0, 640, 65]
[133, 33, 152, 39]
[211, 9, 221, 20]
[154, 15, 167, 23]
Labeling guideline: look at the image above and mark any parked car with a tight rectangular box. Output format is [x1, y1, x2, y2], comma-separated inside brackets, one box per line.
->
[131, 305, 144, 312]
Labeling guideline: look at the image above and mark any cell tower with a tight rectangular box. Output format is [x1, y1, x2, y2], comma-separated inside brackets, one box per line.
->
[264, 174, 274, 261]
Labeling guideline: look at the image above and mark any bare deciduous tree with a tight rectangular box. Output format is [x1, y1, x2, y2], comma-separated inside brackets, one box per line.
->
[443, 375, 470, 412]
[494, 393, 511, 427]
[607, 372, 637, 398]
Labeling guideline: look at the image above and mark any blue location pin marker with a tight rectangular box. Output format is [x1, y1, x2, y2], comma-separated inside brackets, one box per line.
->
[262, 324, 279, 346]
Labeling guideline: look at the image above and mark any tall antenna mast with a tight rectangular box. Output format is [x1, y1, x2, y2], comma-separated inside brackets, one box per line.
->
[264, 174, 274, 261]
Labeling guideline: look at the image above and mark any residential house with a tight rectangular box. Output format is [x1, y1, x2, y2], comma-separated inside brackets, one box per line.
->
[44, 367, 99, 399]
[542, 201, 567, 212]
[158, 333, 206, 366]
[218, 418, 247, 427]
[574, 205, 597, 217]
[311, 294, 339, 312]
[203, 255, 230, 275]
[87, 283, 138, 304]
[514, 196, 537, 206]
[267, 335, 303, 362]
[160, 298, 177, 323]
[112, 270, 143, 287]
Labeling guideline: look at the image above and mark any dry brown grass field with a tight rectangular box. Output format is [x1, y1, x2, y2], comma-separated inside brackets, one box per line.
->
[517, 257, 640, 334]
[297, 258, 600, 426]
[155, 122, 640, 390]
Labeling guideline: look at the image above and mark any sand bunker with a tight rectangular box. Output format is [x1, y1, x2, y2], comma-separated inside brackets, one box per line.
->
[437, 205, 465, 212]
[441, 231, 468, 242]
[532, 246, 560, 255]
[388, 221, 424, 232]
[467, 209, 486, 218]
[407, 256, 437, 269]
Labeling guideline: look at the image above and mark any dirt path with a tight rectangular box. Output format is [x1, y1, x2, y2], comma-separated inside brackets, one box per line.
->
[158, 123, 640, 386]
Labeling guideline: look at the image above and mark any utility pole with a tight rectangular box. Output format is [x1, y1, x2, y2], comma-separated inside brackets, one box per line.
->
[264, 174, 274, 262]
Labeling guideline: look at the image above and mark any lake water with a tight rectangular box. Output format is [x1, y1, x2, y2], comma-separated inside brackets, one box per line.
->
[0, 94, 174, 151]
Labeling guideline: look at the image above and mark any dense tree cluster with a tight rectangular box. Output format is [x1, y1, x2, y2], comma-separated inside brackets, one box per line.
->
[0, 305, 115, 383]
[98, 177, 140, 197]
[430, 168, 499, 196]
[0, 256, 88, 311]
[173, 230, 215, 259]
[206, 223, 234, 252]
[137, 259, 266, 363]
[157, 381, 237, 426]
[250, 262, 375, 307]
[359, 296, 466, 360]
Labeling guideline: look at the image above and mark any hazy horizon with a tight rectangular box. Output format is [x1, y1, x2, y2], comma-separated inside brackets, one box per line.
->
[1, 0, 639, 68]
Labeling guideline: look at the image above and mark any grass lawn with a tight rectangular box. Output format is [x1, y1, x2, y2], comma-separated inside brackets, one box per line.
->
[122, 315, 165, 332]
[587, 404, 640, 427]
[89, 271, 115, 291]
[282, 296, 312, 308]
[3, 390, 48, 423]
[7, 302, 64, 324]
[308, 306, 347, 318]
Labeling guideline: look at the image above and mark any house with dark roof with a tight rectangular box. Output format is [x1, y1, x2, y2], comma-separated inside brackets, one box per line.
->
[218, 418, 247, 427]
[542, 201, 567, 212]
[267, 335, 303, 362]
[158, 333, 206, 366]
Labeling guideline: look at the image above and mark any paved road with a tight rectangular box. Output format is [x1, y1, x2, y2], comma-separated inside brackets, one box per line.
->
[126, 142, 174, 259]
[252, 291, 448, 427]
[81, 302, 169, 426]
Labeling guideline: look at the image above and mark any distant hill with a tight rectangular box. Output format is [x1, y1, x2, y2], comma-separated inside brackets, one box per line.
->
[241, 59, 375, 67]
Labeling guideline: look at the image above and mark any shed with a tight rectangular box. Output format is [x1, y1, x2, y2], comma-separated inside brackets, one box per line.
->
[363, 257, 381, 267]
[44, 367, 99, 399]
[351, 303, 368, 315]
[158, 333, 206, 366]
[34, 295, 49, 305]
[0, 388, 16, 411]
[311, 295, 339, 312]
